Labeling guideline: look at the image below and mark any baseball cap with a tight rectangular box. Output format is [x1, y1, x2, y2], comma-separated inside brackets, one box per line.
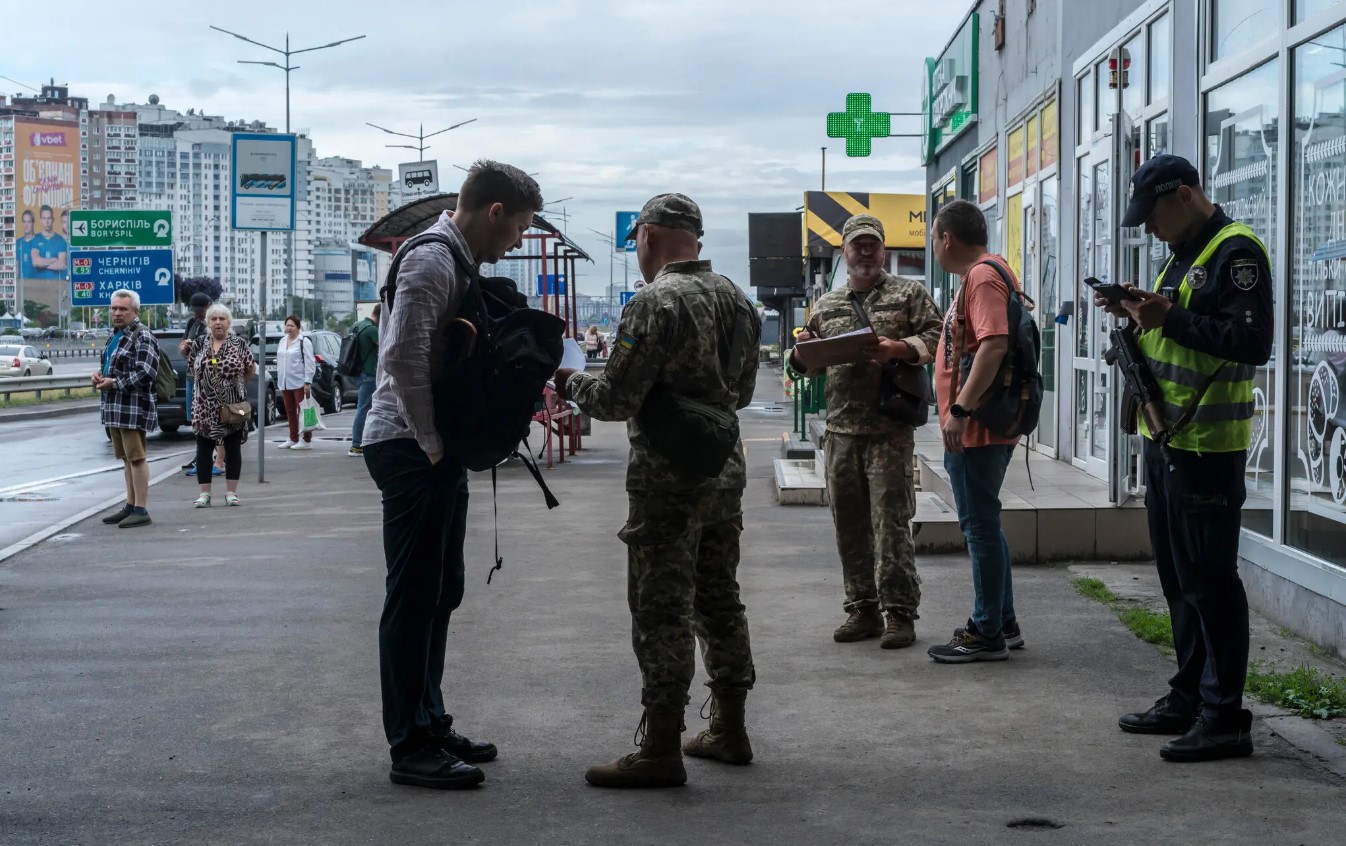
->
[624, 193, 704, 241]
[842, 213, 885, 245]
[1121, 154, 1202, 227]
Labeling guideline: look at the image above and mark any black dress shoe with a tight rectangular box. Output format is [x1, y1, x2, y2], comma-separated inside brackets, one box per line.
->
[1119, 695, 1196, 735]
[390, 748, 485, 789]
[1160, 710, 1254, 762]
[430, 725, 498, 763]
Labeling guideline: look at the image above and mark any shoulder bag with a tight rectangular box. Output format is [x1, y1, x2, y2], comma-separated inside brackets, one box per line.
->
[847, 292, 934, 428]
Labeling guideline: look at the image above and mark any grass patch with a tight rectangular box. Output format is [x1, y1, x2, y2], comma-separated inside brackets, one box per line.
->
[0, 387, 97, 408]
[1073, 576, 1173, 653]
[1117, 607, 1176, 650]
[1072, 576, 1118, 604]
[1246, 662, 1346, 719]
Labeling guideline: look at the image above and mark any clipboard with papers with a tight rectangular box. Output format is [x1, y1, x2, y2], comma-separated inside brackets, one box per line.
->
[792, 327, 877, 370]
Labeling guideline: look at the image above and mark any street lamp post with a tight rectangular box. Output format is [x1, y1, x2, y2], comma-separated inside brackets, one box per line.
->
[366, 119, 478, 161]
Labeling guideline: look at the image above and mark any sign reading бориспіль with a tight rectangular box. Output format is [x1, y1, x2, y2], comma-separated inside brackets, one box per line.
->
[922, 12, 980, 163]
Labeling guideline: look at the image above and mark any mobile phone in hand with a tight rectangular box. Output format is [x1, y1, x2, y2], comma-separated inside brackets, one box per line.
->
[1085, 277, 1141, 304]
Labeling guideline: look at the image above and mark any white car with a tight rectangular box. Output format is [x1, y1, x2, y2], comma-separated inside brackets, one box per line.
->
[0, 344, 55, 377]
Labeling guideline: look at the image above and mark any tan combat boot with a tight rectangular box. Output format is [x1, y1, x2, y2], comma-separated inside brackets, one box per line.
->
[683, 691, 753, 765]
[880, 612, 916, 649]
[584, 710, 687, 788]
[833, 607, 884, 642]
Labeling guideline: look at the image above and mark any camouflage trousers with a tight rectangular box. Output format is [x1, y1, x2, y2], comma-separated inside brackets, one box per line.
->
[823, 430, 921, 620]
[620, 488, 756, 713]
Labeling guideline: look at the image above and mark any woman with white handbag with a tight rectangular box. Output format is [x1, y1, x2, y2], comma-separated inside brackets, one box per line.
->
[185, 304, 254, 507]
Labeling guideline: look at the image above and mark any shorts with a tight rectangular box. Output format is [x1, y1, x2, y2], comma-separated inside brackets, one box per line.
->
[110, 428, 148, 462]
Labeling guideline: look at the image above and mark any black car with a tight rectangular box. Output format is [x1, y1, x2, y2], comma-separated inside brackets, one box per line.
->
[260, 330, 359, 416]
[151, 328, 277, 434]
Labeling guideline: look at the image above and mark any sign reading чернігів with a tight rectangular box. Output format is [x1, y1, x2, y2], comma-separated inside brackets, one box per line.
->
[69, 248, 175, 307]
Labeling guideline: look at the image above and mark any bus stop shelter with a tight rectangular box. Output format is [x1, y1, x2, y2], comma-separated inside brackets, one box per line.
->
[359, 193, 593, 338]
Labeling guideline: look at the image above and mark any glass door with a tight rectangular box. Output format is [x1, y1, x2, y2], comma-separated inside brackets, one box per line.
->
[1038, 178, 1060, 455]
[1111, 111, 1144, 503]
[1074, 139, 1114, 479]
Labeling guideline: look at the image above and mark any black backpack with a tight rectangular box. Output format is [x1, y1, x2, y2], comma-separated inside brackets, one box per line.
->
[954, 259, 1043, 440]
[381, 231, 566, 577]
[337, 322, 369, 378]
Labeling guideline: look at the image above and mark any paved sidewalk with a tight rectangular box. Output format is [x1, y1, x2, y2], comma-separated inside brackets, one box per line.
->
[1, 373, 1341, 845]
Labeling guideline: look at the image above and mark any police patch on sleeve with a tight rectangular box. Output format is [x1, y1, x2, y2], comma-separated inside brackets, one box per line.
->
[1187, 266, 1208, 290]
[1232, 258, 1259, 291]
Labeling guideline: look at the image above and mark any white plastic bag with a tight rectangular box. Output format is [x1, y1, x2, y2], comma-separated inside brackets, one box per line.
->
[300, 396, 327, 433]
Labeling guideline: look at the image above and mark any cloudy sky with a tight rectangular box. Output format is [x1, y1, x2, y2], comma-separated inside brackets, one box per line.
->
[4, 0, 968, 296]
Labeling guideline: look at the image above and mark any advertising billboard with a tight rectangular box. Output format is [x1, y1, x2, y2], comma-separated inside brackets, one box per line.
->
[12, 118, 79, 325]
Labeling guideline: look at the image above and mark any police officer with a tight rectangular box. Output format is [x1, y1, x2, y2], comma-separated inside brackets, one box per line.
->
[555, 193, 760, 788]
[790, 214, 943, 648]
[1096, 154, 1273, 762]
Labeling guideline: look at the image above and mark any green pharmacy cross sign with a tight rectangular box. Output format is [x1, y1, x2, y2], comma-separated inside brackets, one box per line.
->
[827, 93, 892, 157]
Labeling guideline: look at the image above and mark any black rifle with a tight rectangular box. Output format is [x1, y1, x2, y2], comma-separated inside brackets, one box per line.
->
[1104, 326, 1175, 468]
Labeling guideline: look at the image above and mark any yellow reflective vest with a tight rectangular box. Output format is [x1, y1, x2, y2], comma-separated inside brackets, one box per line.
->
[1136, 221, 1267, 453]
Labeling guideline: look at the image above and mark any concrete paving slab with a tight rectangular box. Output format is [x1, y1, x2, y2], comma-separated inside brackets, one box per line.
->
[1, 371, 1342, 845]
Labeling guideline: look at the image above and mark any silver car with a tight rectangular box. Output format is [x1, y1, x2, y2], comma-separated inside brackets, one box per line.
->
[0, 344, 55, 378]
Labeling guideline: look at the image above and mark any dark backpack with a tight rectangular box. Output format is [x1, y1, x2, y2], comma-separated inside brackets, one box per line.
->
[337, 322, 368, 378]
[955, 259, 1043, 440]
[380, 231, 566, 578]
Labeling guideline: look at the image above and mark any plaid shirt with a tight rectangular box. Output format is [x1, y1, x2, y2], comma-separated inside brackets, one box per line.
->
[99, 321, 160, 432]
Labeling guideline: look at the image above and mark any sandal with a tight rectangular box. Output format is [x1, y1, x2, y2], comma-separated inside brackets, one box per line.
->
[225, 492, 241, 507]
[194, 494, 212, 508]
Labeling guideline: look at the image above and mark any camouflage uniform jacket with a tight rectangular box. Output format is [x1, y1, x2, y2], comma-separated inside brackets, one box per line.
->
[796, 272, 943, 436]
[567, 260, 761, 492]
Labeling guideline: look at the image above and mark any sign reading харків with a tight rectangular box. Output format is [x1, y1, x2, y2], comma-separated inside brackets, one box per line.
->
[231, 133, 297, 231]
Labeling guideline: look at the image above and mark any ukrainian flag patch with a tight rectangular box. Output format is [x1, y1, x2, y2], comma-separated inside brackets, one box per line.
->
[619, 334, 638, 351]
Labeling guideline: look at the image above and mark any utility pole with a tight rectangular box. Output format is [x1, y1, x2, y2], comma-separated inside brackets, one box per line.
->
[366, 119, 477, 160]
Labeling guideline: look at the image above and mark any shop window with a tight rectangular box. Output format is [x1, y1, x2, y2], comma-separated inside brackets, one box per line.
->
[1212, 0, 1278, 62]
[1095, 59, 1113, 124]
[1149, 13, 1172, 105]
[1296, 0, 1339, 24]
[1121, 33, 1147, 120]
[1290, 31, 1346, 564]
[1075, 73, 1092, 141]
[1206, 60, 1279, 537]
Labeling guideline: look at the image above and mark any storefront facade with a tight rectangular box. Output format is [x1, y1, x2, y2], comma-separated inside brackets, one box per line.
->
[924, 0, 1346, 652]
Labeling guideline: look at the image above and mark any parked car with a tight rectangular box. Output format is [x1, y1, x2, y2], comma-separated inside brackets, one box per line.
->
[260, 329, 358, 415]
[0, 344, 55, 377]
[148, 328, 277, 435]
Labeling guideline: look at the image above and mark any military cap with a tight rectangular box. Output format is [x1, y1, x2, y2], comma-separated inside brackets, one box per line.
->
[842, 213, 885, 245]
[625, 193, 704, 240]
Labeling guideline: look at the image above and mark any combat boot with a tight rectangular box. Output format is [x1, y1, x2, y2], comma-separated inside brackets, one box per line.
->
[683, 691, 753, 765]
[880, 612, 916, 649]
[584, 710, 687, 788]
[833, 607, 884, 642]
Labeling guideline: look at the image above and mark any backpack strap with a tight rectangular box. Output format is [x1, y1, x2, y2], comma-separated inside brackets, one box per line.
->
[951, 259, 1023, 403]
[380, 231, 475, 311]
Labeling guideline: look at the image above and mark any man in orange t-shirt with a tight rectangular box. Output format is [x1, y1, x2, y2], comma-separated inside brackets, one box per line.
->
[927, 200, 1025, 664]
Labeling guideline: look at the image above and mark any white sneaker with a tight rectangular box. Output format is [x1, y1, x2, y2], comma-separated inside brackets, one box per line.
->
[290, 441, 313, 451]
[277, 440, 297, 449]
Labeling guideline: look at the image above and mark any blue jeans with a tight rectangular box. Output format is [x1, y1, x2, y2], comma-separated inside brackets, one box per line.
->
[352, 374, 376, 447]
[944, 444, 1017, 637]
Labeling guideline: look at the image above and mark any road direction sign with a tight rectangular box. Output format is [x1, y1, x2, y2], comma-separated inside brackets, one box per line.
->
[69, 248, 175, 307]
[69, 210, 173, 248]
[536, 274, 567, 296]
[620, 291, 636, 306]
[615, 211, 639, 253]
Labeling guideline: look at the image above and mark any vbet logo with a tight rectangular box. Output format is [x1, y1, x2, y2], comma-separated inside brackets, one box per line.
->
[30, 131, 68, 147]
[72, 257, 92, 275]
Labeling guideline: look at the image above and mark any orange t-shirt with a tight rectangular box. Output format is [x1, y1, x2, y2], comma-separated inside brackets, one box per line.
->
[935, 255, 1023, 449]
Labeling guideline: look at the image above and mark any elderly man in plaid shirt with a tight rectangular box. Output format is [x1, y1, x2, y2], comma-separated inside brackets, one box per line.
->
[95, 289, 161, 529]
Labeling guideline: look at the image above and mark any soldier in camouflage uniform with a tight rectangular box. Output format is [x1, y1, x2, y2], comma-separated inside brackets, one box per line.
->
[556, 193, 761, 789]
[789, 214, 943, 649]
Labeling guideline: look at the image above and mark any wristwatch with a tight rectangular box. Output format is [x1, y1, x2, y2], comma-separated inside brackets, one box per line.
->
[950, 403, 970, 419]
